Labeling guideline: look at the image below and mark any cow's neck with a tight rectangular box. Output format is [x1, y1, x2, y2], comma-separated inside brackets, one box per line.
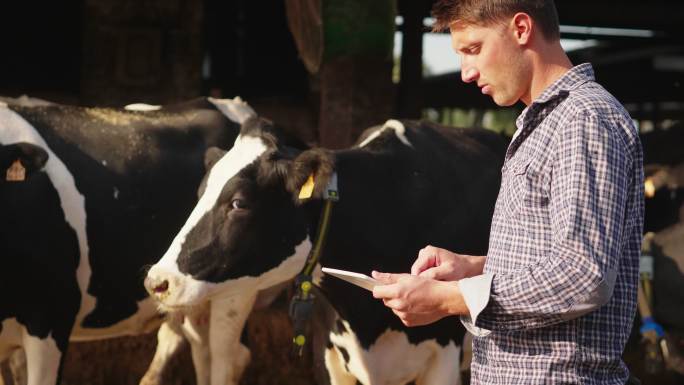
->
[306, 147, 417, 275]
[302, 149, 418, 339]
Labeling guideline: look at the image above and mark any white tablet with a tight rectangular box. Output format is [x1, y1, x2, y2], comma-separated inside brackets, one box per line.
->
[321, 267, 380, 291]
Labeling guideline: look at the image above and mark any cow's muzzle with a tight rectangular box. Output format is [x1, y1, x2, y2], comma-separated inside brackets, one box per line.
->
[144, 276, 169, 295]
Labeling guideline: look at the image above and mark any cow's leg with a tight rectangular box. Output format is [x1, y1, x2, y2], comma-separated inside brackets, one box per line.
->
[139, 315, 186, 385]
[322, 346, 358, 385]
[209, 292, 257, 385]
[21, 332, 61, 385]
[182, 305, 211, 385]
[0, 350, 23, 385]
[416, 343, 462, 385]
[0, 360, 8, 385]
[460, 332, 472, 372]
[9, 349, 27, 385]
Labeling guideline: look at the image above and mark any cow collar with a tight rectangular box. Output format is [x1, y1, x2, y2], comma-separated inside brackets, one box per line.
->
[289, 172, 339, 356]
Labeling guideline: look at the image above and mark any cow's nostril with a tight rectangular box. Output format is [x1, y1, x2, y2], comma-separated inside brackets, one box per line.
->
[153, 280, 169, 294]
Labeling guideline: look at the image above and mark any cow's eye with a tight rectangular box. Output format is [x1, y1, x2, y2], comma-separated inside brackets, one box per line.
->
[231, 199, 247, 209]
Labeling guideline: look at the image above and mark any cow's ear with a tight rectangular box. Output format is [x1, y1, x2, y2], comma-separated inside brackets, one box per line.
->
[285, 148, 335, 202]
[1, 142, 49, 182]
[204, 147, 227, 171]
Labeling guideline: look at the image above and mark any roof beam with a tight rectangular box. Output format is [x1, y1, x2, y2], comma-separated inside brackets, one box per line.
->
[556, 1, 684, 34]
[397, 1, 684, 35]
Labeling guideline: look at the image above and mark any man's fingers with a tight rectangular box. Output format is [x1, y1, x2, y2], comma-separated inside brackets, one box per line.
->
[372, 281, 398, 299]
[383, 298, 408, 311]
[410, 255, 429, 275]
[390, 309, 439, 327]
[418, 268, 437, 280]
[372, 270, 401, 283]
[411, 247, 437, 275]
[393, 310, 439, 327]
[418, 264, 449, 280]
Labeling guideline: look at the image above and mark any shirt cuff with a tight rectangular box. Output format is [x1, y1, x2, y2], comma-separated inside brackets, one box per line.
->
[458, 273, 494, 337]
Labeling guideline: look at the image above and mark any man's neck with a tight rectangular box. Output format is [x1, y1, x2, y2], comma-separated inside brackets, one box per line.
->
[521, 44, 573, 106]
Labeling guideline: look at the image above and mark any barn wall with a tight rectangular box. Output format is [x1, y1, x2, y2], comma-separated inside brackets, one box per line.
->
[81, 0, 204, 106]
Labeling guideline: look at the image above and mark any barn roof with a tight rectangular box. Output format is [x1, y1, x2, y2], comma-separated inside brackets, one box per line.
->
[397, 0, 684, 117]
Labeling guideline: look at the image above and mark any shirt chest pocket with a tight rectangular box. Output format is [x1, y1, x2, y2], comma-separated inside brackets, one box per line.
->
[501, 160, 550, 221]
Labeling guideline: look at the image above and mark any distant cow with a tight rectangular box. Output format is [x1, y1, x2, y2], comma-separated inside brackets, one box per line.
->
[146, 117, 506, 384]
[641, 124, 684, 233]
[0, 97, 257, 385]
[644, 163, 684, 233]
[639, 154, 684, 377]
[643, 162, 684, 331]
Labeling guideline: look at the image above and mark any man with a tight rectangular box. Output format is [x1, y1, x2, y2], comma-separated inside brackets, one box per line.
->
[372, 1, 644, 384]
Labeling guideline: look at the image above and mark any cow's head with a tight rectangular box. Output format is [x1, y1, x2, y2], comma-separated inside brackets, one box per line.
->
[145, 117, 333, 308]
[0, 142, 49, 182]
[1, 142, 58, 262]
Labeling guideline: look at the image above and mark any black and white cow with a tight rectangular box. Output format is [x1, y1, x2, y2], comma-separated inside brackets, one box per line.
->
[641, 124, 684, 233]
[0, 96, 257, 385]
[146, 117, 506, 385]
[640, 167, 684, 378]
[643, 163, 684, 331]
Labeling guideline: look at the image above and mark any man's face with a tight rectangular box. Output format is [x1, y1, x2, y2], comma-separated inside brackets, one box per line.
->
[450, 21, 530, 106]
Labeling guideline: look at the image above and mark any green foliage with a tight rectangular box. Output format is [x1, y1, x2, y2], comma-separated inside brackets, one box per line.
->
[323, 0, 396, 60]
[423, 107, 520, 137]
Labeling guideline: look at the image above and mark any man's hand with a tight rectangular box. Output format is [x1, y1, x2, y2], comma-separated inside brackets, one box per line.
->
[411, 245, 486, 281]
[371, 271, 466, 327]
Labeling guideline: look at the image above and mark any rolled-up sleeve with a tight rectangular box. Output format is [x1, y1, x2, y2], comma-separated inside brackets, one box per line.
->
[458, 273, 494, 336]
[475, 112, 631, 332]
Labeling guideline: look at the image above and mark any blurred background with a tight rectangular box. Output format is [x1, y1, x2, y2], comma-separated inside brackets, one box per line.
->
[1, 0, 682, 147]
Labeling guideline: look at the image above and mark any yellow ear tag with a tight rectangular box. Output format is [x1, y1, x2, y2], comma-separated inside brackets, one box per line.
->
[6, 160, 26, 182]
[298, 173, 315, 200]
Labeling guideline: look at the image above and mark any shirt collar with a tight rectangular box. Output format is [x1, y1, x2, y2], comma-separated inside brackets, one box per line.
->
[515, 63, 595, 130]
[534, 62, 594, 104]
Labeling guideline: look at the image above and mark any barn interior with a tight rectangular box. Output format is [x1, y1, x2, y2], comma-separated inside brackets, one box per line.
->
[1, 0, 683, 384]
[1, 0, 682, 146]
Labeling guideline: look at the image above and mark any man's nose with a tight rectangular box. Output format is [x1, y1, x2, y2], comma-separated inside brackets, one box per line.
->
[461, 66, 478, 83]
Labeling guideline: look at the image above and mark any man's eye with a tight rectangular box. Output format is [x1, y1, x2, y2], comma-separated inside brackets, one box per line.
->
[231, 199, 247, 209]
[467, 45, 480, 54]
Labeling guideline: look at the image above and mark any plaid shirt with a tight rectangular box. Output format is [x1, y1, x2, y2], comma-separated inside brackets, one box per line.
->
[459, 64, 644, 384]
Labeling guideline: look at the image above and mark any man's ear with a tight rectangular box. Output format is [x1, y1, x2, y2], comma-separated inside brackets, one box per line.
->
[204, 146, 227, 171]
[510, 12, 533, 45]
[1, 142, 49, 182]
[285, 148, 335, 202]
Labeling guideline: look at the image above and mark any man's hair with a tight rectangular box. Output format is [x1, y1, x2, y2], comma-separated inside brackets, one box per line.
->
[431, 0, 560, 41]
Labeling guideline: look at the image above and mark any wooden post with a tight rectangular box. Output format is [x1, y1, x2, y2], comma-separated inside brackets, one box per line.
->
[397, 0, 424, 119]
[286, 0, 396, 149]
